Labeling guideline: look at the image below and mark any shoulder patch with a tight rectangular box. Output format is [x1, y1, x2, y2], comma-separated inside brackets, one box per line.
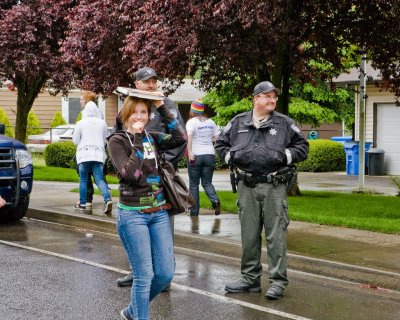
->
[290, 124, 301, 133]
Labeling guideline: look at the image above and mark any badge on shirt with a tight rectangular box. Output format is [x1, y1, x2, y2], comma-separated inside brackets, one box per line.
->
[143, 142, 156, 159]
[269, 128, 277, 136]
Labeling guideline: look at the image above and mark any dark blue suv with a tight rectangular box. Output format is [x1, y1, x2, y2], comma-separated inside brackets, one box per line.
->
[0, 124, 33, 221]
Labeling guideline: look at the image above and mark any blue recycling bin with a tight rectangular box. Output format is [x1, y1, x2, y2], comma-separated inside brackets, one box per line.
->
[344, 141, 372, 175]
[331, 136, 352, 144]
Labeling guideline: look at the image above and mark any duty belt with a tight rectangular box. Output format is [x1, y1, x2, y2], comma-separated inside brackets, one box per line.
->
[236, 169, 276, 188]
[236, 166, 297, 189]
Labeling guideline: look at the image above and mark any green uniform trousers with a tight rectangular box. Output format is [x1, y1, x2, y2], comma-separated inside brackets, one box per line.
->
[237, 180, 289, 288]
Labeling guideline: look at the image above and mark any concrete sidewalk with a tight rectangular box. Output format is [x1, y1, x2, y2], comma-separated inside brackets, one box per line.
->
[26, 172, 400, 291]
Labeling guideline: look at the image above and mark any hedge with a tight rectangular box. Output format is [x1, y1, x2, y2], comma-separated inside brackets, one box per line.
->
[44, 142, 76, 168]
[296, 139, 346, 172]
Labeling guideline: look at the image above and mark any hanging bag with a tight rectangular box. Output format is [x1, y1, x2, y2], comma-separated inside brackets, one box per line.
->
[158, 155, 195, 215]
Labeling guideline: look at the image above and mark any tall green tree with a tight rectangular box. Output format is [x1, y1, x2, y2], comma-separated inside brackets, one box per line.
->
[0, 1, 75, 142]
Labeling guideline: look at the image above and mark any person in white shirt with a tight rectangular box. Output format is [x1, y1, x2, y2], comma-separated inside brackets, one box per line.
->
[186, 99, 221, 216]
[73, 92, 112, 214]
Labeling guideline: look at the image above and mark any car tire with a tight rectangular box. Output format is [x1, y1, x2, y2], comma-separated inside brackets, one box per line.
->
[0, 197, 30, 222]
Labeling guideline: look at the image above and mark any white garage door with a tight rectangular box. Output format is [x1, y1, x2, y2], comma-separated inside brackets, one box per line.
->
[376, 104, 400, 175]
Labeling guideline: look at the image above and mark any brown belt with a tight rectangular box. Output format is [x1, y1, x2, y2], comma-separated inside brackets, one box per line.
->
[139, 203, 172, 214]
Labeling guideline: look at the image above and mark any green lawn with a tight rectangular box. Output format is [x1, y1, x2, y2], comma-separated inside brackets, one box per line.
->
[81, 188, 400, 234]
[33, 166, 119, 184]
[201, 191, 400, 234]
[33, 154, 400, 234]
[32, 153, 120, 184]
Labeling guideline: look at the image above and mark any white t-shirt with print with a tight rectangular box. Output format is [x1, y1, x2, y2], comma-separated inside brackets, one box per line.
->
[186, 117, 220, 155]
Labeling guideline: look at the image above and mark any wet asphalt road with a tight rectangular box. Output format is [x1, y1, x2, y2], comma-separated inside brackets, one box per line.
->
[1, 219, 399, 320]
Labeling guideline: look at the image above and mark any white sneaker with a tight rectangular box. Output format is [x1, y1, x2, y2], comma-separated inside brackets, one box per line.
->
[103, 200, 112, 214]
[86, 202, 92, 208]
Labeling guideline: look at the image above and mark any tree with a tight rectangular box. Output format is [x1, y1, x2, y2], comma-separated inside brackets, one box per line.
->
[204, 80, 354, 128]
[51, 111, 67, 128]
[0, 1, 75, 142]
[61, 0, 135, 94]
[63, 1, 400, 109]
[328, 1, 400, 100]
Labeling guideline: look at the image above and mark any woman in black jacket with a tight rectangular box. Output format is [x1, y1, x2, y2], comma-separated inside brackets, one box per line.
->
[108, 95, 186, 320]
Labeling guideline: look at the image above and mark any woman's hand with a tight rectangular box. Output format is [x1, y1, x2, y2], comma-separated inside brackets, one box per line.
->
[188, 152, 195, 162]
[130, 121, 145, 134]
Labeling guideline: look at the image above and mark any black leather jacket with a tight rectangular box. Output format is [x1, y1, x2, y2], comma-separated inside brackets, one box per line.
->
[145, 97, 187, 165]
[215, 110, 309, 175]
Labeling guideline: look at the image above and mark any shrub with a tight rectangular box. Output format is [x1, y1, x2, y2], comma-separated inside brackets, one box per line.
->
[44, 141, 76, 168]
[26, 110, 42, 142]
[51, 111, 67, 127]
[0, 108, 15, 137]
[75, 112, 82, 123]
[296, 139, 345, 172]
[215, 152, 228, 170]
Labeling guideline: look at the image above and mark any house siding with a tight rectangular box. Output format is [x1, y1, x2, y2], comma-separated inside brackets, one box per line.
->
[0, 88, 118, 129]
[1, 88, 78, 130]
[354, 84, 397, 143]
[105, 95, 118, 127]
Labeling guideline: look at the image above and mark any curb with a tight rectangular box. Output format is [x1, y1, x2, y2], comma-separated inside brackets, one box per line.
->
[27, 208, 400, 292]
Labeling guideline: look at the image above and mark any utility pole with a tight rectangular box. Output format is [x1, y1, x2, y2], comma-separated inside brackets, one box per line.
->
[358, 50, 367, 191]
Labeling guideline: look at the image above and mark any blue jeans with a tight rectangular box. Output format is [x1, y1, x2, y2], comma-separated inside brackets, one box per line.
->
[188, 154, 219, 215]
[78, 161, 111, 205]
[117, 208, 174, 320]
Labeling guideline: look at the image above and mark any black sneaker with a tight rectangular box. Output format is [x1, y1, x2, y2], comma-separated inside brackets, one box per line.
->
[117, 273, 133, 287]
[103, 200, 112, 214]
[120, 308, 133, 320]
[265, 284, 285, 300]
[73, 203, 86, 212]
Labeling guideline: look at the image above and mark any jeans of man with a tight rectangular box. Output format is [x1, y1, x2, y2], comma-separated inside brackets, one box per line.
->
[187, 154, 219, 216]
[117, 208, 174, 320]
[78, 161, 111, 205]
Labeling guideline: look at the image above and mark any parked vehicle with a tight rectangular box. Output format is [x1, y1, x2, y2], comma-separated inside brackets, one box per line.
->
[27, 125, 76, 152]
[58, 127, 114, 142]
[0, 124, 33, 221]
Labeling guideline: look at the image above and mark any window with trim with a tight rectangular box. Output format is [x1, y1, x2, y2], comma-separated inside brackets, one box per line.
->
[68, 98, 81, 123]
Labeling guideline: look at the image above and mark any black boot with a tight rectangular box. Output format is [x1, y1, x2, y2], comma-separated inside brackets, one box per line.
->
[212, 201, 221, 216]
